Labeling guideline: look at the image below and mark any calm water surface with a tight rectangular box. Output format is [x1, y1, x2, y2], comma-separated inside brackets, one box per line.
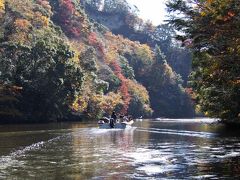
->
[0, 118, 240, 179]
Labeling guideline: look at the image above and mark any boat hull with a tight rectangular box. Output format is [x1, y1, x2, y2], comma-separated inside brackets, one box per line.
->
[98, 120, 134, 129]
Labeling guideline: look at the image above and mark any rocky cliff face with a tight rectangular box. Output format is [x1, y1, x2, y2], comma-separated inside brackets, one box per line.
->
[86, 8, 125, 31]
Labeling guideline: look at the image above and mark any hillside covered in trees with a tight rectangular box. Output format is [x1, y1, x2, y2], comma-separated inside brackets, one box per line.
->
[0, 0, 195, 123]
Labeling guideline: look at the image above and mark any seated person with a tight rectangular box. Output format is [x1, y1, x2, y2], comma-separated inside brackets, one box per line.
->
[123, 116, 128, 122]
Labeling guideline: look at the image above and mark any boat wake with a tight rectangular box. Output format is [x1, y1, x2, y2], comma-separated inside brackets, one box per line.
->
[155, 118, 219, 124]
[0, 134, 66, 175]
[137, 127, 216, 138]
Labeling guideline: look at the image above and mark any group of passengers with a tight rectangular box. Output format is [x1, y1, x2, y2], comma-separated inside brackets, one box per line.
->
[111, 111, 132, 123]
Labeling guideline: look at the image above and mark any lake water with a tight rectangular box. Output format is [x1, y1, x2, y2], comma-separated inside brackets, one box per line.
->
[0, 118, 240, 179]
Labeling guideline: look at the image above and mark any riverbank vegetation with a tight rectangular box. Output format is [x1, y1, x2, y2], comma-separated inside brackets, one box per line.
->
[0, 0, 195, 123]
[167, 0, 240, 123]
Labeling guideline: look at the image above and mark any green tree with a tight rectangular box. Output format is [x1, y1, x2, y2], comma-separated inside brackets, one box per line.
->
[167, 0, 240, 123]
[142, 45, 194, 118]
[0, 38, 83, 122]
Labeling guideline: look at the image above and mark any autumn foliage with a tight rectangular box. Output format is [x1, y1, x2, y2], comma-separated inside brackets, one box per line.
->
[53, 0, 90, 38]
[0, 0, 195, 122]
[0, 0, 4, 12]
[110, 61, 131, 114]
[167, 0, 240, 122]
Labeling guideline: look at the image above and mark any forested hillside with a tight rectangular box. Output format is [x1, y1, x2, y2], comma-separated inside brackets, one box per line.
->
[0, 0, 195, 123]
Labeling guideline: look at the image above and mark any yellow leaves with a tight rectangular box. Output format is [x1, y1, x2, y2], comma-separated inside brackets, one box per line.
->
[126, 79, 150, 104]
[199, 0, 236, 23]
[8, 32, 28, 44]
[70, 49, 81, 64]
[233, 79, 240, 85]
[71, 96, 88, 112]
[195, 105, 202, 114]
[88, 92, 124, 115]
[33, 11, 50, 27]
[0, 0, 5, 12]
[97, 92, 123, 114]
[134, 44, 153, 64]
[105, 47, 118, 64]
[39, 15, 49, 26]
[201, 11, 206, 17]
[104, 31, 138, 55]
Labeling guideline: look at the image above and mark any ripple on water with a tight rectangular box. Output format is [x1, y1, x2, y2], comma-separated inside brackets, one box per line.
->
[155, 118, 219, 124]
[1, 119, 240, 179]
[123, 147, 187, 177]
[191, 175, 217, 179]
[136, 164, 178, 175]
[0, 134, 67, 176]
[137, 127, 216, 139]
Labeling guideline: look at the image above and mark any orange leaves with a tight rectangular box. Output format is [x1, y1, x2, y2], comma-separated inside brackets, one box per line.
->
[206, 0, 214, 4]
[223, 11, 235, 21]
[234, 79, 240, 85]
[10, 19, 32, 44]
[228, 11, 235, 17]
[14, 19, 31, 31]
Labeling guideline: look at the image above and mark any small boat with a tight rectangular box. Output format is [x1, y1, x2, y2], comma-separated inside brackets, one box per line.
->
[98, 117, 134, 129]
[135, 116, 143, 121]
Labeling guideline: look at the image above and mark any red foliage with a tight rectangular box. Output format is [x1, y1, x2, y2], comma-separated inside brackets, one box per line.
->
[98, 42, 105, 57]
[120, 81, 131, 114]
[111, 61, 121, 75]
[88, 32, 105, 57]
[110, 61, 131, 114]
[185, 87, 196, 101]
[57, 0, 76, 36]
[70, 27, 81, 37]
[60, 0, 74, 15]
[56, 0, 88, 38]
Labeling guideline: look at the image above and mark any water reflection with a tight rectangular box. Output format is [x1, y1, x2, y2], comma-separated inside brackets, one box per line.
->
[0, 119, 240, 179]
